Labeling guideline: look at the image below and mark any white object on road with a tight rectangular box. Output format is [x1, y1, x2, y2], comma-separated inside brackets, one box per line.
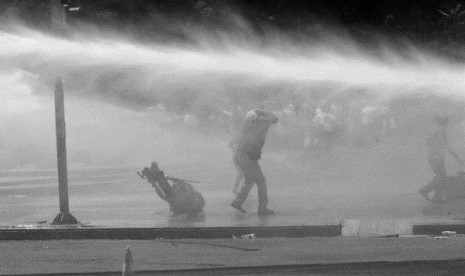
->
[122, 245, 135, 276]
[441, 231, 457, 237]
[241, 234, 256, 240]
[232, 233, 256, 240]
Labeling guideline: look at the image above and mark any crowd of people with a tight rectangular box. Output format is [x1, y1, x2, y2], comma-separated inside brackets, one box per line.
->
[176, 91, 398, 154]
[226, 106, 463, 215]
[144, 89, 465, 215]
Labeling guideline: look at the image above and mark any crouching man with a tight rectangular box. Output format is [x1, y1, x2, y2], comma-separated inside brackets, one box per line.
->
[139, 162, 205, 216]
[230, 109, 278, 216]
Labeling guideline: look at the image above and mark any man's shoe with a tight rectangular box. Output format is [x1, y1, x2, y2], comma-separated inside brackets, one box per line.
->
[231, 202, 246, 213]
[258, 208, 275, 216]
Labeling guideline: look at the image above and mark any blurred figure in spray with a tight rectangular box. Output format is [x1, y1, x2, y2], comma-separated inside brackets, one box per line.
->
[229, 136, 244, 195]
[228, 106, 246, 195]
[230, 109, 278, 215]
[228, 108, 245, 196]
[306, 104, 338, 153]
[360, 103, 396, 143]
[419, 116, 464, 203]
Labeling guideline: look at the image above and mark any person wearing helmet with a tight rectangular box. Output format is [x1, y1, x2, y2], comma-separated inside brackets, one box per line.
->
[230, 108, 278, 215]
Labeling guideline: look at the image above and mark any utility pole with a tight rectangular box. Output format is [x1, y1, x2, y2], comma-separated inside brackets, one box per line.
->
[51, 0, 78, 224]
[52, 77, 77, 224]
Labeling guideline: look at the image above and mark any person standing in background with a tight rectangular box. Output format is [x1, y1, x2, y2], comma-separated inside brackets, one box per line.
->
[420, 115, 463, 203]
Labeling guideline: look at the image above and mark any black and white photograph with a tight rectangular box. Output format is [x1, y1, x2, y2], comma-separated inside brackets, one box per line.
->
[1, 1, 465, 275]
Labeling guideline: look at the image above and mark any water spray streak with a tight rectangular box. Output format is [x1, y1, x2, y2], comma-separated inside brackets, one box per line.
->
[1, 27, 464, 99]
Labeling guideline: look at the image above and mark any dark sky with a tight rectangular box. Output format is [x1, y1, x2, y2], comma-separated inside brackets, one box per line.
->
[67, 0, 463, 44]
[1, 0, 463, 45]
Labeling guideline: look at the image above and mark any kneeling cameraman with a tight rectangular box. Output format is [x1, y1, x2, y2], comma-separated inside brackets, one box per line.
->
[139, 162, 205, 216]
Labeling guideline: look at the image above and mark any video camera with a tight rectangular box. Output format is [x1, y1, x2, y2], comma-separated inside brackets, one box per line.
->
[137, 162, 199, 184]
[137, 167, 151, 179]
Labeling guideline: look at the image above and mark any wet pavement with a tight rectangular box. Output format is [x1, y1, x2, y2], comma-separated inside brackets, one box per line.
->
[0, 136, 462, 230]
[1, 136, 465, 275]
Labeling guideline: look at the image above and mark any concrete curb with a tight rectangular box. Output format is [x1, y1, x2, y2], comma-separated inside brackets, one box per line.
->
[341, 219, 413, 237]
[341, 219, 465, 236]
[1, 219, 465, 240]
[0, 225, 342, 240]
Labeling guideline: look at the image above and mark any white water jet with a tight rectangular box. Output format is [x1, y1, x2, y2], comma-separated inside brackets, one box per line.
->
[0, 23, 464, 171]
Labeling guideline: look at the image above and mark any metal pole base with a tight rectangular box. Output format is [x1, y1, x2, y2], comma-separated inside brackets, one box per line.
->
[52, 212, 79, 225]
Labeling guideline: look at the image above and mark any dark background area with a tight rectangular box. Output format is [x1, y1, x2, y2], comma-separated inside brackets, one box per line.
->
[1, 0, 465, 48]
